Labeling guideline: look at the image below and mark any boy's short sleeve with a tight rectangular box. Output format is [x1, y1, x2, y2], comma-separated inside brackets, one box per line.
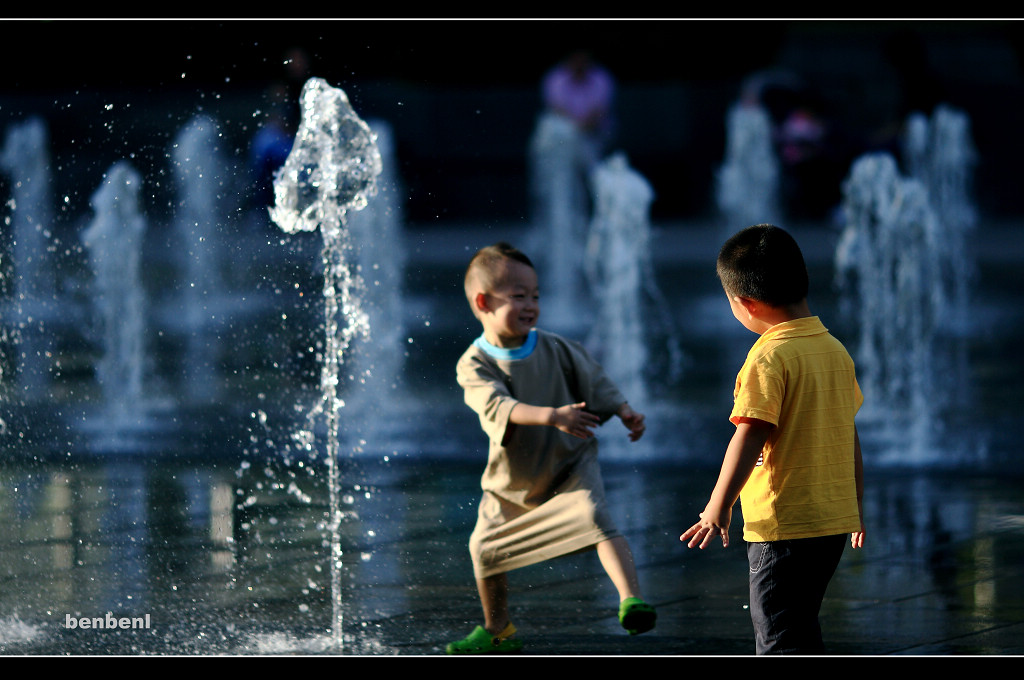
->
[730, 354, 783, 427]
[456, 351, 519, 445]
[560, 337, 627, 422]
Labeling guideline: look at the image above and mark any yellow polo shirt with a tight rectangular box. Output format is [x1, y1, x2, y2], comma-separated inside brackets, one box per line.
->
[731, 316, 863, 542]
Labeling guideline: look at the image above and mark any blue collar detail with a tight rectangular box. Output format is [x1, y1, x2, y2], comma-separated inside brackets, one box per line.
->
[474, 328, 538, 360]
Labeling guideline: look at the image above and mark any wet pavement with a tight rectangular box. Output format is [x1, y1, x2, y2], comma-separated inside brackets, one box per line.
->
[2, 456, 1023, 658]
[349, 460, 1024, 658]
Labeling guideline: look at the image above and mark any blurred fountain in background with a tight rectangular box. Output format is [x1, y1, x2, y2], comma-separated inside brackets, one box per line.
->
[715, 102, 781, 232]
[835, 106, 979, 467]
[902, 104, 977, 331]
[0, 117, 57, 399]
[584, 153, 684, 458]
[586, 154, 651, 405]
[80, 161, 152, 440]
[171, 114, 230, 404]
[269, 76, 382, 653]
[835, 152, 975, 465]
[343, 119, 406, 442]
[527, 112, 590, 332]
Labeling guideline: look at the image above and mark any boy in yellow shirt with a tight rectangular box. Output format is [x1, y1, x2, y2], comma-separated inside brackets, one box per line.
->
[681, 224, 865, 654]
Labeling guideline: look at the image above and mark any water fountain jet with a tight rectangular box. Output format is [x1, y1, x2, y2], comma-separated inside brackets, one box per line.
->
[835, 151, 977, 466]
[80, 161, 151, 442]
[171, 114, 232, 404]
[527, 113, 590, 332]
[269, 76, 382, 652]
[715, 102, 781, 231]
[0, 117, 58, 399]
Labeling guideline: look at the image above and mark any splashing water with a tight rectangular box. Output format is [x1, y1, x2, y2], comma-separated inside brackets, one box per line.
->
[0, 614, 45, 646]
[269, 77, 382, 652]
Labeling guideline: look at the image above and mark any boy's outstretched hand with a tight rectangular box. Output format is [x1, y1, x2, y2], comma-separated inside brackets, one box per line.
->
[551, 402, 601, 439]
[680, 507, 732, 549]
[618, 403, 646, 441]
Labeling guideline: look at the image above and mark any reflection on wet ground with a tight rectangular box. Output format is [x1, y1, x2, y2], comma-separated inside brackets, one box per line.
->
[1, 455, 1023, 656]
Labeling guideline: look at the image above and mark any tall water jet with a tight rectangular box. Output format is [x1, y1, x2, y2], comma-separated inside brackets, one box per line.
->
[171, 114, 230, 403]
[528, 112, 590, 331]
[269, 76, 382, 652]
[81, 161, 150, 433]
[0, 117, 56, 398]
[715, 103, 781, 230]
[835, 152, 969, 465]
[584, 153, 684, 458]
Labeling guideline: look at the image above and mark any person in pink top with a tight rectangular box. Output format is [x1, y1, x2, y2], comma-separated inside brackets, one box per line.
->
[542, 50, 616, 168]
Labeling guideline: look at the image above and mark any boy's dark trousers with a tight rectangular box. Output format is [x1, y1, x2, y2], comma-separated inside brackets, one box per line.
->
[746, 533, 847, 654]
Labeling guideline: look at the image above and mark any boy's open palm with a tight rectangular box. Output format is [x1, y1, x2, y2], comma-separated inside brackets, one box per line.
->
[680, 508, 732, 549]
[552, 402, 600, 439]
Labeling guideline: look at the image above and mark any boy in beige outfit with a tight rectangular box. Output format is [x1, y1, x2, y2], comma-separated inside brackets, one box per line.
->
[449, 242, 655, 654]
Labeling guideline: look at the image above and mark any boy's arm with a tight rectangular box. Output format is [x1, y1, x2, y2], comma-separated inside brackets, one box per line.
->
[510, 402, 601, 440]
[509, 401, 644, 441]
[851, 426, 865, 548]
[680, 417, 772, 549]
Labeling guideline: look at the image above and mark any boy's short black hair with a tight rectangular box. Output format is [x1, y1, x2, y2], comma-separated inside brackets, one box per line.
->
[473, 242, 535, 271]
[716, 224, 808, 306]
[463, 242, 536, 313]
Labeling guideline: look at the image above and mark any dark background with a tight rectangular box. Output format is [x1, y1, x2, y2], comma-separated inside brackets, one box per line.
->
[2, 18, 1023, 225]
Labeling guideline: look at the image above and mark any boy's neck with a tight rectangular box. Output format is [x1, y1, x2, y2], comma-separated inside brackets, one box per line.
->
[484, 330, 530, 349]
[750, 299, 813, 335]
[770, 299, 812, 324]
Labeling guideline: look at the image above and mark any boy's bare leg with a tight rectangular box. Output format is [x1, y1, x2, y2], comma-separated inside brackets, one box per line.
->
[596, 536, 642, 601]
[477, 573, 511, 634]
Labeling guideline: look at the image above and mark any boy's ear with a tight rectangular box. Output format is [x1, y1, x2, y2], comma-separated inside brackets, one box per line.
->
[474, 292, 490, 313]
[734, 295, 758, 319]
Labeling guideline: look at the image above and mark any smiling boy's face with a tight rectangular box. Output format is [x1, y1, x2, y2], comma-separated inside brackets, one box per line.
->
[477, 259, 539, 348]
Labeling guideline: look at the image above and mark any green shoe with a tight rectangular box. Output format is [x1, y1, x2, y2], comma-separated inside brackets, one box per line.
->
[619, 597, 656, 635]
[446, 622, 524, 655]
